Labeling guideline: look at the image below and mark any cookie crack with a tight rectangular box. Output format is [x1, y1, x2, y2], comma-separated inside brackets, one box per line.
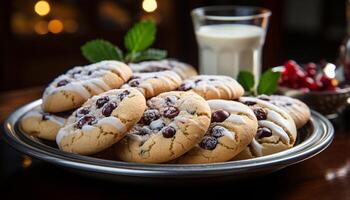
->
[218, 142, 235, 150]
[168, 136, 176, 156]
[139, 141, 156, 158]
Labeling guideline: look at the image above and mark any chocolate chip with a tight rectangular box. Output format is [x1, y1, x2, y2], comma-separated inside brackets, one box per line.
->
[165, 96, 177, 105]
[199, 136, 218, 150]
[163, 106, 180, 118]
[42, 113, 50, 121]
[178, 83, 192, 91]
[140, 66, 168, 72]
[257, 127, 273, 139]
[162, 126, 176, 138]
[211, 110, 230, 122]
[87, 71, 93, 75]
[286, 102, 292, 106]
[195, 79, 202, 83]
[253, 108, 267, 120]
[130, 76, 141, 80]
[187, 109, 196, 115]
[135, 127, 151, 136]
[141, 109, 160, 125]
[211, 126, 225, 138]
[209, 78, 216, 81]
[258, 95, 270, 101]
[76, 115, 96, 129]
[102, 102, 118, 117]
[128, 79, 140, 87]
[72, 70, 82, 77]
[76, 107, 90, 117]
[243, 101, 257, 106]
[96, 96, 109, 108]
[119, 90, 130, 101]
[57, 80, 69, 87]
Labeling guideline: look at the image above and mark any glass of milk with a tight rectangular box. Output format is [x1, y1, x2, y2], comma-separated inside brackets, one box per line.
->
[192, 6, 271, 81]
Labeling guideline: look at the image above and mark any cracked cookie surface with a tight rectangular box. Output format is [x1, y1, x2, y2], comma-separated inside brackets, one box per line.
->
[20, 106, 69, 140]
[42, 60, 132, 113]
[56, 88, 146, 155]
[178, 75, 244, 100]
[121, 71, 182, 98]
[176, 100, 257, 164]
[129, 59, 197, 80]
[233, 96, 297, 160]
[257, 95, 310, 129]
[115, 91, 211, 163]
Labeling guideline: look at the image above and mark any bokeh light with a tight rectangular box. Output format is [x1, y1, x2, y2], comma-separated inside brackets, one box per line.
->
[48, 19, 63, 34]
[22, 156, 32, 168]
[34, 1, 51, 16]
[142, 0, 157, 13]
[34, 20, 48, 35]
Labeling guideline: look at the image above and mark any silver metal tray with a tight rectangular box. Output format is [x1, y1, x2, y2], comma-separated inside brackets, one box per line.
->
[3, 99, 334, 183]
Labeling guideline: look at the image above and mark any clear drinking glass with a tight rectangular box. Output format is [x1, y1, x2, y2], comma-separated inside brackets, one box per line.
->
[191, 6, 271, 81]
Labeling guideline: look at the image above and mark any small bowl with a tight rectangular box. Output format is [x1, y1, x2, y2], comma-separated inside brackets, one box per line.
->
[278, 86, 350, 119]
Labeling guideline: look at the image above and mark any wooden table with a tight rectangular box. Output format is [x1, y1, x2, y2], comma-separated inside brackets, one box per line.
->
[1, 87, 350, 200]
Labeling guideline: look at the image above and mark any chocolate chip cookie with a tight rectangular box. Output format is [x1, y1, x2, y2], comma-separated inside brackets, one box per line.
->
[178, 75, 244, 100]
[234, 96, 297, 159]
[56, 88, 146, 155]
[176, 100, 258, 164]
[130, 59, 197, 80]
[42, 60, 132, 113]
[115, 91, 211, 163]
[257, 95, 311, 128]
[20, 107, 68, 140]
[121, 71, 182, 98]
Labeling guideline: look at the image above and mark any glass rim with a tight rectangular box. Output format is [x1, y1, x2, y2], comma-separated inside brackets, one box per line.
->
[191, 5, 271, 21]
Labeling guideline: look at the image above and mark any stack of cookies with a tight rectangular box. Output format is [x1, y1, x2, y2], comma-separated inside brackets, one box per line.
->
[20, 59, 311, 164]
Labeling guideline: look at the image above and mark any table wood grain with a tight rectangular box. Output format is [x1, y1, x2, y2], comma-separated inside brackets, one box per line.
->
[1, 87, 350, 200]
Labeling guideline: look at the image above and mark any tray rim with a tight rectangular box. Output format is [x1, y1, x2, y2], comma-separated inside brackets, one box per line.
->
[2, 99, 334, 178]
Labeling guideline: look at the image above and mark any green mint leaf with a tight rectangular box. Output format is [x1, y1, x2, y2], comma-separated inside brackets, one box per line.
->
[131, 48, 167, 63]
[237, 71, 255, 94]
[257, 69, 281, 95]
[81, 39, 123, 63]
[124, 21, 156, 53]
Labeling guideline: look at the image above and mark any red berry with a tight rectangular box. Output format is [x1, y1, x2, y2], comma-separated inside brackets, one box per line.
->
[319, 75, 337, 91]
[305, 63, 317, 78]
[320, 75, 332, 87]
[296, 69, 306, 79]
[284, 60, 299, 75]
[303, 76, 319, 91]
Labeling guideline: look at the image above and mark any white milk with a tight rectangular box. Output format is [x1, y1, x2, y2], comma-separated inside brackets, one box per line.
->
[195, 24, 265, 80]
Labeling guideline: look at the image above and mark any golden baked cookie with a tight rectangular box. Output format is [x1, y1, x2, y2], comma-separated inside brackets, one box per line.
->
[42, 61, 132, 113]
[56, 88, 146, 155]
[234, 96, 297, 160]
[121, 71, 182, 98]
[178, 75, 244, 100]
[115, 91, 211, 163]
[176, 100, 258, 164]
[20, 107, 69, 140]
[257, 95, 311, 129]
[129, 59, 197, 80]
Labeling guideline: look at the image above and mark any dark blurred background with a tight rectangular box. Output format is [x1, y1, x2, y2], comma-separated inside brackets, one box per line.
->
[0, 0, 347, 91]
